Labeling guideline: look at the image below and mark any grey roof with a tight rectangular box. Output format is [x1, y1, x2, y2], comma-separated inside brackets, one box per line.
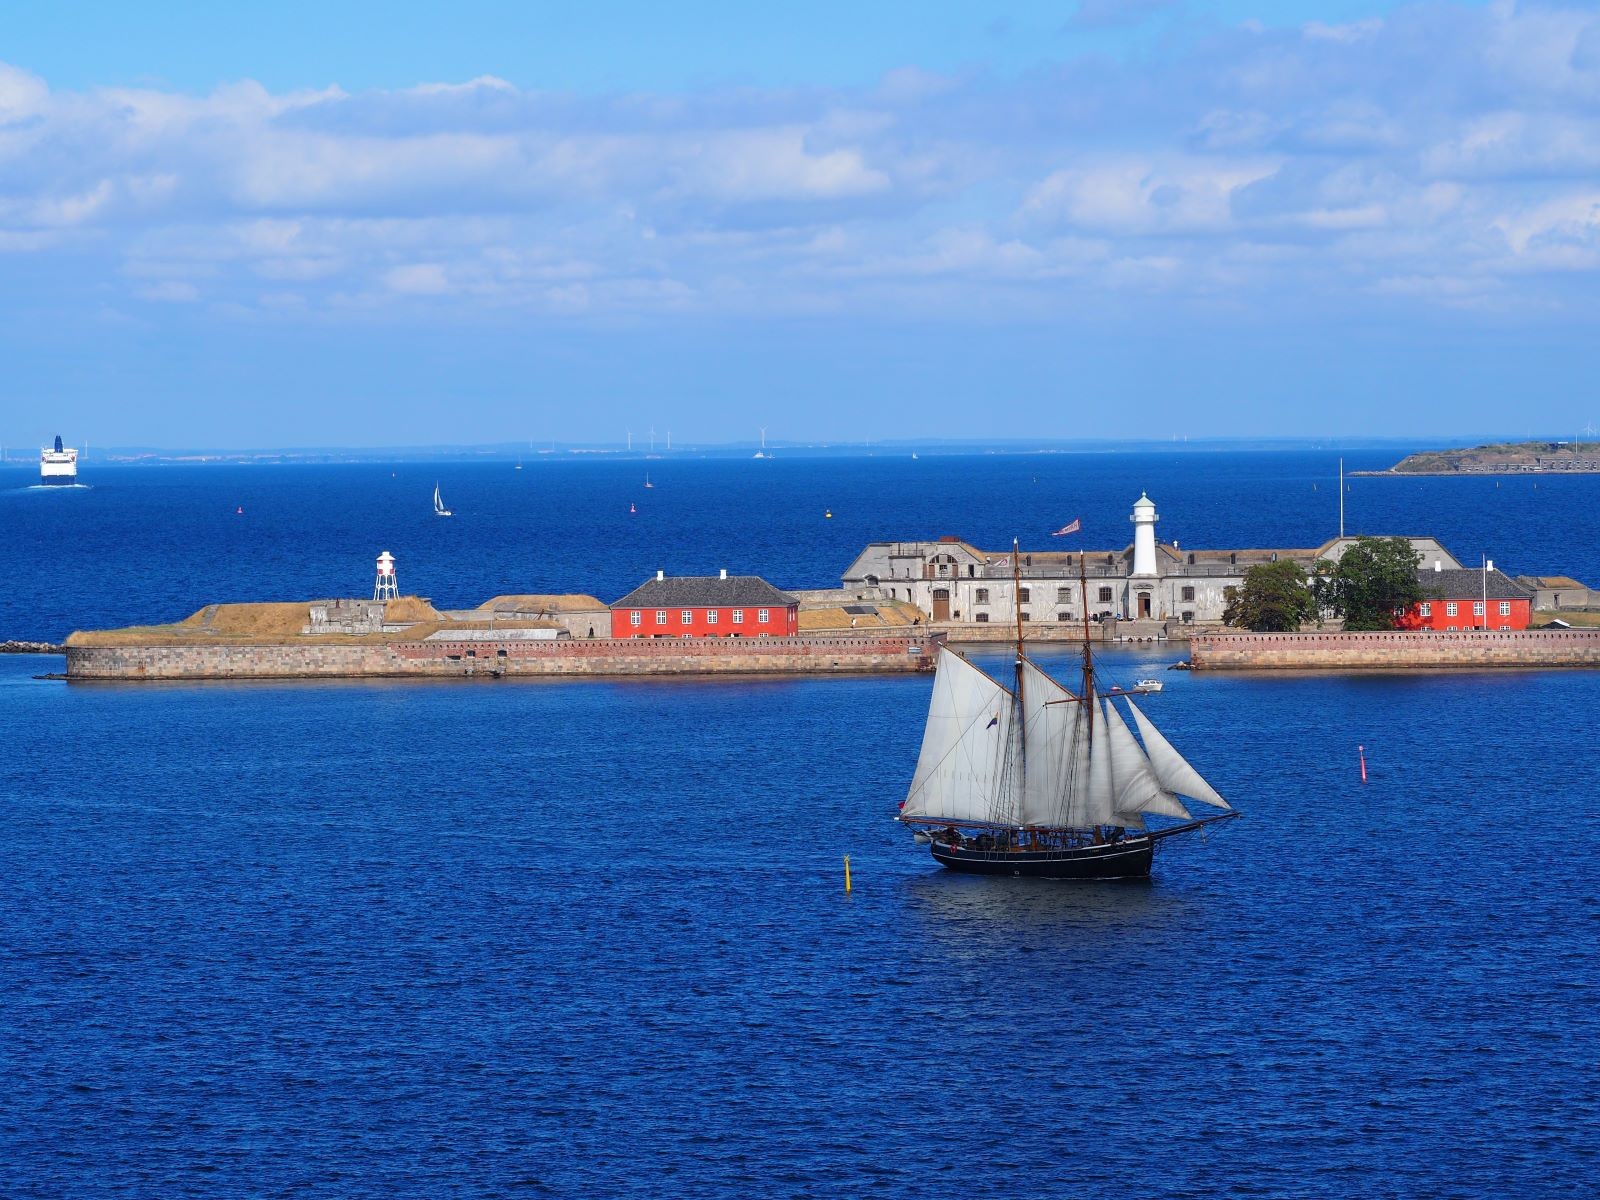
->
[612, 575, 800, 609]
[1417, 568, 1534, 601]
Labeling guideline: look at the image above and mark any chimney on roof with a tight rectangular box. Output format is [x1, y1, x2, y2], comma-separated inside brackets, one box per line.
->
[720, 568, 727, 580]
[657, 569, 664, 581]
[1434, 561, 1443, 571]
[1486, 559, 1494, 572]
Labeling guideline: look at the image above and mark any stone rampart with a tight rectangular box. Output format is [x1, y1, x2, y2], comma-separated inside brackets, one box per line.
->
[1191, 629, 1600, 671]
[66, 632, 941, 681]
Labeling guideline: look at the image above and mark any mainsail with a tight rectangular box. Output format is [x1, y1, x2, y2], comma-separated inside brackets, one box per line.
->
[1017, 659, 1098, 828]
[901, 647, 1021, 825]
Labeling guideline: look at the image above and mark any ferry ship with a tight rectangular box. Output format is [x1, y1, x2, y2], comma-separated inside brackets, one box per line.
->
[39, 435, 78, 486]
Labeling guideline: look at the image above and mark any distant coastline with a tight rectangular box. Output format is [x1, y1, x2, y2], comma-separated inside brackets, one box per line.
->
[1355, 440, 1600, 476]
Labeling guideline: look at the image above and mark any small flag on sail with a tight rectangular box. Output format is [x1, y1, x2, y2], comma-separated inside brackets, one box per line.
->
[986, 712, 1000, 729]
[1051, 518, 1082, 537]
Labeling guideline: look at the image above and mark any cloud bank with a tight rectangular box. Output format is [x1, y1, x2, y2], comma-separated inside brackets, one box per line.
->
[4, 2, 1600, 327]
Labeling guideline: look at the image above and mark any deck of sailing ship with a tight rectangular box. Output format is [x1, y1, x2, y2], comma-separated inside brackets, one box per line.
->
[897, 545, 1237, 879]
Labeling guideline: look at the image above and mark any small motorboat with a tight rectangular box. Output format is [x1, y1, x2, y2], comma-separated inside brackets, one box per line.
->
[1135, 679, 1164, 693]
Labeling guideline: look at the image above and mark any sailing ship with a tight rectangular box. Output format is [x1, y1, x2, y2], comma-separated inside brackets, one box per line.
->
[644, 473, 654, 488]
[898, 543, 1236, 879]
[433, 483, 452, 517]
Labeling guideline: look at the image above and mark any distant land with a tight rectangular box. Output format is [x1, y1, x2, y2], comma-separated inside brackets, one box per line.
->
[0, 434, 1498, 466]
[1357, 441, 1600, 476]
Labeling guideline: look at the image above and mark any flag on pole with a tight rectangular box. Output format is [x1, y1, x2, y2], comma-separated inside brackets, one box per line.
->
[1051, 518, 1082, 537]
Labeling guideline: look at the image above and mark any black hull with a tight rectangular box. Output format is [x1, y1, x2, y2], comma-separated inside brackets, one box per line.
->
[930, 838, 1154, 880]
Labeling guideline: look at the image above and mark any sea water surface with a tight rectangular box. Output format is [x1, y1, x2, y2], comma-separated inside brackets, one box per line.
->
[3, 452, 1598, 1197]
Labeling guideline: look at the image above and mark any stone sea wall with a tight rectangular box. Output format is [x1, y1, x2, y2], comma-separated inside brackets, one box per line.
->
[1191, 629, 1600, 670]
[66, 632, 941, 681]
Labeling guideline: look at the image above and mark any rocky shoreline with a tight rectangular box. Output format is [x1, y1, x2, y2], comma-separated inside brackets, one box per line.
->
[1, 640, 65, 655]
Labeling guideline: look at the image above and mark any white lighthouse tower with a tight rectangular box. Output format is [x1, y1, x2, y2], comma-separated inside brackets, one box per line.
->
[1129, 492, 1159, 620]
[373, 550, 398, 601]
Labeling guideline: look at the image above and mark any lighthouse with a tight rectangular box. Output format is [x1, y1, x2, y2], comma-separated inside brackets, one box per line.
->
[373, 550, 398, 601]
[1129, 492, 1159, 619]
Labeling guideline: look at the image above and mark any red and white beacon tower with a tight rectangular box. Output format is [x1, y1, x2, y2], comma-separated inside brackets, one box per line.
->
[373, 551, 398, 601]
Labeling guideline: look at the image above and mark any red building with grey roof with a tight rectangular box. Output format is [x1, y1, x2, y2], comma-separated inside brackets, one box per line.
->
[612, 571, 800, 638]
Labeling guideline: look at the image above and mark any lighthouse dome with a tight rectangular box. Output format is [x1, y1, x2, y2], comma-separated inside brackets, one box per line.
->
[1131, 491, 1157, 518]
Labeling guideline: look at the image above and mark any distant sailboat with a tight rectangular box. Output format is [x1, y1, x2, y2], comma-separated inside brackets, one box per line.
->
[644, 473, 654, 488]
[433, 483, 452, 517]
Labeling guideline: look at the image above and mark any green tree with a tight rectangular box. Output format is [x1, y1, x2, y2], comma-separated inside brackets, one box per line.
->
[1222, 560, 1319, 632]
[1318, 536, 1425, 630]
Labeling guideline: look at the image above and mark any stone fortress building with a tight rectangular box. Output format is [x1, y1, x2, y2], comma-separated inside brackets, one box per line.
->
[839, 492, 1462, 627]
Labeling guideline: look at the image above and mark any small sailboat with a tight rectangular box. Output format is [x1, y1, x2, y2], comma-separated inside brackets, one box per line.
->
[644, 473, 654, 488]
[433, 483, 452, 517]
[898, 544, 1237, 880]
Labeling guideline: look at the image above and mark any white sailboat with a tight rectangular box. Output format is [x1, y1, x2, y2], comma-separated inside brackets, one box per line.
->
[433, 483, 452, 517]
[899, 542, 1236, 879]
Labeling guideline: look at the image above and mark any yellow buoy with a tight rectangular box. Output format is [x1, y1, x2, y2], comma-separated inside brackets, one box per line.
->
[844, 854, 852, 894]
[825, 509, 833, 519]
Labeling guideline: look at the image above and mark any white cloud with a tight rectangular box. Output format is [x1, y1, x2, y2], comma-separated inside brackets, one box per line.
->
[136, 280, 200, 302]
[3, 2, 1600, 323]
[383, 262, 452, 294]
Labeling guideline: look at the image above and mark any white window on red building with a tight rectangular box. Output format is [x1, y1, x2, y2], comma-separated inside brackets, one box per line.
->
[655, 610, 667, 625]
[1419, 602, 1432, 617]
[630, 610, 641, 626]
[758, 608, 770, 623]
[732, 609, 744, 624]
[1499, 601, 1511, 616]
[1446, 602, 1458, 617]
[1473, 601, 1485, 617]
[708, 610, 718, 624]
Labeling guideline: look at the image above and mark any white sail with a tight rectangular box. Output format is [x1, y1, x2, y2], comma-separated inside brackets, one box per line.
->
[902, 648, 1020, 825]
[1104, 698, 1191, 821]
[1126, 698, 1230, 810]
[1017, 659, 1088, 826]
[1083, 701, 1120, 827]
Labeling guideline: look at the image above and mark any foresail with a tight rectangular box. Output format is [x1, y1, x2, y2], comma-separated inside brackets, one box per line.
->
[902, 648, 1020, 825]
[1103, 699, 1190, 821]
[1126, 698, 1230, 810]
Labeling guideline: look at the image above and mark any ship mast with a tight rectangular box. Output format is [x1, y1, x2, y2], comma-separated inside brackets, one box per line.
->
[1078, 552, 1095, 747]
[1012, 537, 1026, 798]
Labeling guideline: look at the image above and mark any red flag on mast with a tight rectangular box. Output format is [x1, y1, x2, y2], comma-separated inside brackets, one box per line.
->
[1051, 518, 1082, 537]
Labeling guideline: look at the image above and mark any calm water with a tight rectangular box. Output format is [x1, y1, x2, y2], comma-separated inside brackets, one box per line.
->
[4, 454, 1599, 1196]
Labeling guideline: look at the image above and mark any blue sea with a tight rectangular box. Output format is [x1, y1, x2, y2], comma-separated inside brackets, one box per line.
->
[3, 451, 1598, 1197]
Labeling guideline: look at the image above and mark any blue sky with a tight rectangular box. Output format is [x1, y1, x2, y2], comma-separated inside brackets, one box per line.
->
[4, 0, 1597, 449]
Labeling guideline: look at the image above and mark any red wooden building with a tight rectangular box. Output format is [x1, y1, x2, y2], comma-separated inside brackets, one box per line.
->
[612, 571, 800, 638]
[1397, 567, 1534, 632]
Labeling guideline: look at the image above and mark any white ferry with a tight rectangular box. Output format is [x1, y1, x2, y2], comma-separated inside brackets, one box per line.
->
[40, 435, 78, 485]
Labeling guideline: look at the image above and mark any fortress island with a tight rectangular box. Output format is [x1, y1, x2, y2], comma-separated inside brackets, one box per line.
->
[1356, 440, 1600, 475]
[65, 564, 939, 681]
